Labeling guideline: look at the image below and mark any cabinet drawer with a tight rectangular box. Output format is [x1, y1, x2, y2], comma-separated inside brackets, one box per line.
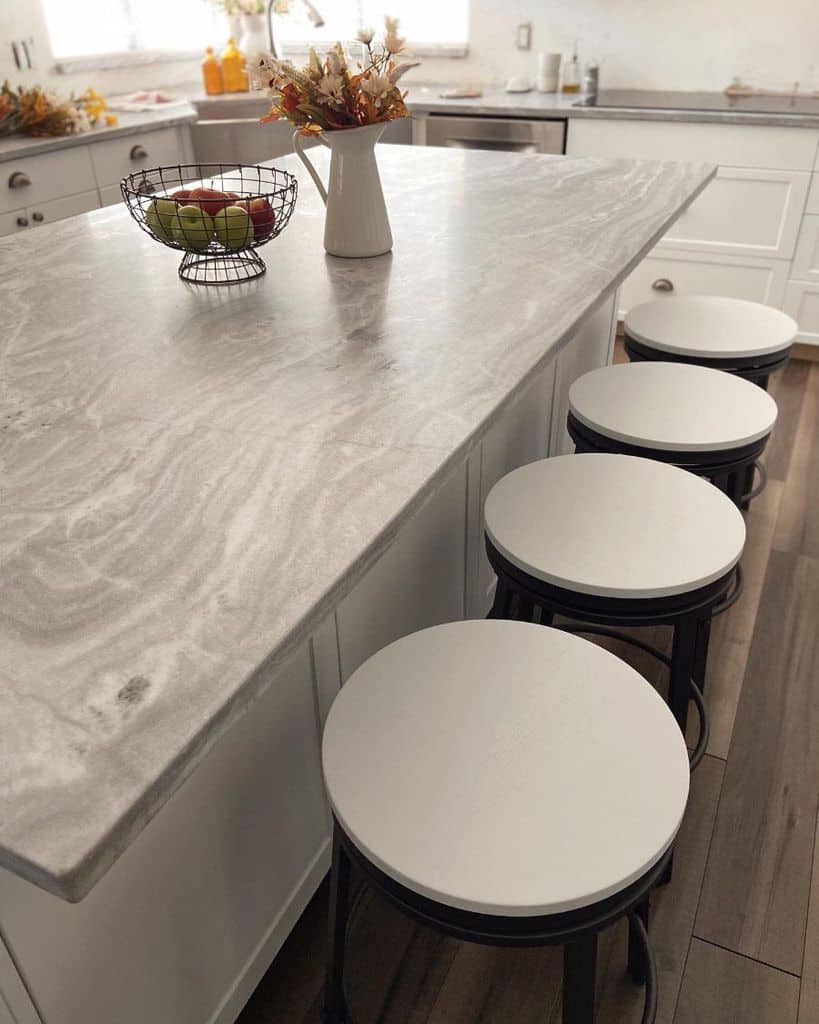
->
[659, 167, 810, 259]
[619, 248, 788, 317]
[28, 190, 100, 226]
[99, 184, 125, 207]
[784, 281, 819, 346]
[0, 208, 28, 237]
[807, 175, 819, 215]
[0, 146, 95, 214]
[793, 215, 819, 283]
[90, 127, 183, 187]
[567, 118, 819, 170]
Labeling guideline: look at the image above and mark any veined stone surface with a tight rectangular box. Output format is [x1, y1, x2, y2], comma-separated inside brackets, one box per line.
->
[0, 147, 714, 900]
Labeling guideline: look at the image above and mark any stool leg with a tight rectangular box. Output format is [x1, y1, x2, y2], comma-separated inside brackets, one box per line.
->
[740, 462, 756, 511]
[323, 829, 352, 1024]
[488, 577, 513, 620]
[627, 897, 650, 985]
[693, 616, 712, 696]
[563, 932, 597, 1024]
[516, 593, 536, 622]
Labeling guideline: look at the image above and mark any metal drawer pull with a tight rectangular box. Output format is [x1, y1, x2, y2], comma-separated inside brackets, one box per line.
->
[32, 212, 44, 222]
[130, 144, 148, 161]
[16, 215, 28, 227]
[9, 171, 31, 189]
[651, 277, 674, 292]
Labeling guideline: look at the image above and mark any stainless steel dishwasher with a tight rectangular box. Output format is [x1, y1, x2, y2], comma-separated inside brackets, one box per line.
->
[424, 115, 566, 154]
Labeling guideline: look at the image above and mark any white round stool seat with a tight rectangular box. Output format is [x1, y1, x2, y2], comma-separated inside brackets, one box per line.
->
[569, 361, 778, 453]
[484, 454, 746, 599]
[625, 295, 797, 360]
[322, 620, 690, 917]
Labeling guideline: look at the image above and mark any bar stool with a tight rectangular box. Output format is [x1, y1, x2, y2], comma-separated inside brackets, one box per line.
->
[567, 361, 778, 510]
[322, 620, 690, 1024]
[485, 454, 746, 754]
[623, 295, 796, 390]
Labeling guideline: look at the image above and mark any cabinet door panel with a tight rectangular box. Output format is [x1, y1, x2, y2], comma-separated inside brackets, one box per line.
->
[660, 167, 810, 259]
[807, 174, 819, 215]
[792, 215, 819, 283]
[784, 281, 819, 347]
[619, 248, 788, 317]
[473, 362, 557, 614]
[0, 208, 28, 237]
[336, 464, 467, 681]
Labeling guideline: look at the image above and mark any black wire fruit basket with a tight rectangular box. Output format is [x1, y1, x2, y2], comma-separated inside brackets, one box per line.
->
[121, 163, 298, 285]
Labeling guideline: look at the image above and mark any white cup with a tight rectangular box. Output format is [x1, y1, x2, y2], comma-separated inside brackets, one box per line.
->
[537, 52, 562, 75]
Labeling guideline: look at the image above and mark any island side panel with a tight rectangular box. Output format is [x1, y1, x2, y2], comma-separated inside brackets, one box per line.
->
[0, 642, 330, 1024]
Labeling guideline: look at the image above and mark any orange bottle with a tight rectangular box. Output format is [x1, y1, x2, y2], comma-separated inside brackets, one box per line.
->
[202, 47, 224, 95]
[221, 38, 249, 93]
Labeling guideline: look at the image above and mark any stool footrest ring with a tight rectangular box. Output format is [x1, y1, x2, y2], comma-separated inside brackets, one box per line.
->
[741, 460, 768, 505]
[627, 909, 659, 1024]
[712, 564, 744, 617]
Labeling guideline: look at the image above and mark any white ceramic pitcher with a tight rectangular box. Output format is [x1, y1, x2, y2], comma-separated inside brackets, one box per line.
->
[293, 122, 393, 259]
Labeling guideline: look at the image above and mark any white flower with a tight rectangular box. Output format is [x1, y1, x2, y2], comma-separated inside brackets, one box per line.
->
[360, 71, 392, 107]
[383, 15, 405, 53]
[317, 73, 345, 106]
[357, 27, 375, 45]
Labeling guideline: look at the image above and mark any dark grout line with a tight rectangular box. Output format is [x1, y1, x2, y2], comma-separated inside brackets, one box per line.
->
[690, 934, 803, 980]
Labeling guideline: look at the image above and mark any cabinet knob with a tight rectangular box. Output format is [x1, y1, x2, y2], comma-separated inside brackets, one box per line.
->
[16, 216, 29, 227]
[136, 175, 156, 195]
[31, 211, 44, 222]
[130, 144, 148, 161]
[652, 277, 674, 292]
[9, 171, 31, 189]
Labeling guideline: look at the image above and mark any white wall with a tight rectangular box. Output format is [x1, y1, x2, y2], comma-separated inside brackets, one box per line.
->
[0, 0, 817, 97]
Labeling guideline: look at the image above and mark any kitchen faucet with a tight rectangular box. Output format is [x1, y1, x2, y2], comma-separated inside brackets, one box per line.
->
[266, 0, 325, 59]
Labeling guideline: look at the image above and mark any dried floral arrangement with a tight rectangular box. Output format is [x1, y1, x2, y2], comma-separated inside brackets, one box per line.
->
[254, 17, 419, 133]
[210, 0, 269, 14]
[0, 82, 116, 138]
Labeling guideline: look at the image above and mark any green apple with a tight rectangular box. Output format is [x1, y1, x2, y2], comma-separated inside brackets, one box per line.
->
[145, 198, 179, 242]
[213, 205, 254, 251]
[171, 204, 214, 251]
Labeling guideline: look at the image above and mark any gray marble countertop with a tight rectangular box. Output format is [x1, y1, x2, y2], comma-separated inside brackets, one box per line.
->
[188, 85, 819, 129]
[0, 147, 714, 901]
[0, 105, 197, 163]
[407, 87, 819, 128]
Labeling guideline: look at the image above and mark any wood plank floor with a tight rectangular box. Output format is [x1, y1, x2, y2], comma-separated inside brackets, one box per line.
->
[238, 358, 819, 1024]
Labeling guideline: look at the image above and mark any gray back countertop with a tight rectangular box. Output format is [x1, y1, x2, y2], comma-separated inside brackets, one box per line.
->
[0, 105, 197, 163]
[0, 147, 714, 901]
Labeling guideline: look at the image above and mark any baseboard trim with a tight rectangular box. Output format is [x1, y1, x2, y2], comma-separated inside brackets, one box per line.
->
[793, 343, 819, 363]
[207, 838, 332, 1024]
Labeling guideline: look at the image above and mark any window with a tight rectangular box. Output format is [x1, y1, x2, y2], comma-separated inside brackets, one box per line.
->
[42, 0, 468, 64]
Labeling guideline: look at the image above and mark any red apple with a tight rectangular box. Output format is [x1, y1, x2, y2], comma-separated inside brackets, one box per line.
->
[170, 188, 193, 202]
[188, 187, 231, 218]
[236, 197, 276, 241]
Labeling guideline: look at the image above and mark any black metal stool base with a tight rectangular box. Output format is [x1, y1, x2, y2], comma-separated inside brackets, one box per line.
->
[485, 539, 738, 773]
[567, 411, 771, 511]
[324, 823, 666, 1024]
[623, 333, 791, 392]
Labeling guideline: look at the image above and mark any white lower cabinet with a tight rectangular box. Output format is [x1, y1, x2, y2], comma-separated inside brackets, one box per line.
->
[793, 214, 819, 283]
[26, 190, 100, 226]
[99, 184, 125, 207]
[784, 280, 819, 346]
[619, 247, 789, 316]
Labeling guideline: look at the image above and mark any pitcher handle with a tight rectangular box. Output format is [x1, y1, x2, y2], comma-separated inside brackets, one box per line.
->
[293, 130, 328, 205]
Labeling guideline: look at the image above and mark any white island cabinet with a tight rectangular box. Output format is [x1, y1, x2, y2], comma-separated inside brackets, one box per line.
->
[0, 147, 712, 1024]
[567, 118, 819, 345]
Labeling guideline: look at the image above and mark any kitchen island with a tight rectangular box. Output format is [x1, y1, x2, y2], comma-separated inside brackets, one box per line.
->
[0, 147, 713, 1024]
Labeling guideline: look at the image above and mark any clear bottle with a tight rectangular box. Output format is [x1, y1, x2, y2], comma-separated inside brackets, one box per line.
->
[202, 47, 224, 96]
[561, 44, 581, 94]
[221, 38, 249, 93]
